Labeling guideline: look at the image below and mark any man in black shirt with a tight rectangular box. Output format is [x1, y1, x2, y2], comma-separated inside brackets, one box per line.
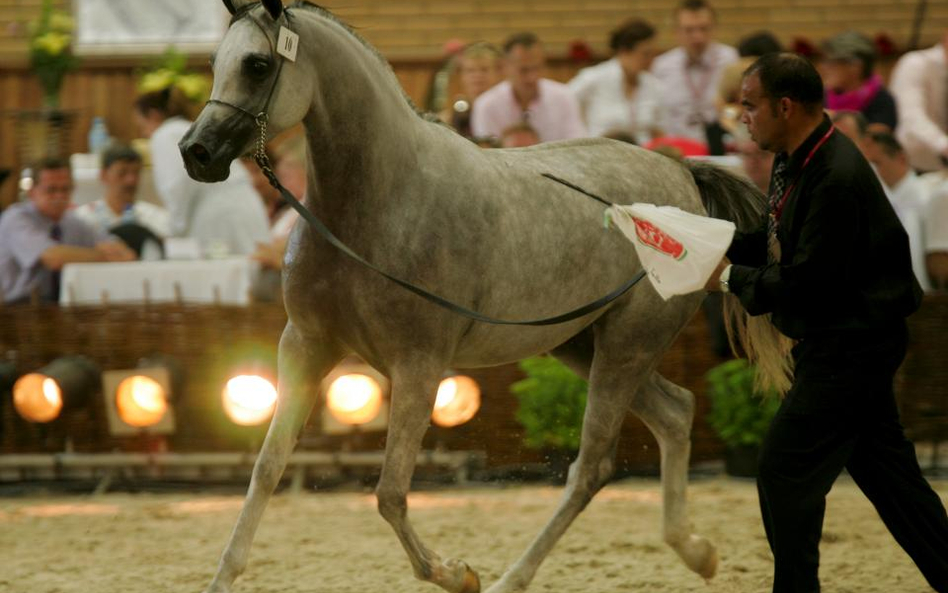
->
[706, 53, 948, 593]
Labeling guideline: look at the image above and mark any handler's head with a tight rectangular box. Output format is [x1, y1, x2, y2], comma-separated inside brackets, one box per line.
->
[739, 53, 824, 153]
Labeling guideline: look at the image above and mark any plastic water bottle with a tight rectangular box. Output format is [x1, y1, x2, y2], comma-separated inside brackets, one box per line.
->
[88, 116, 110, 154]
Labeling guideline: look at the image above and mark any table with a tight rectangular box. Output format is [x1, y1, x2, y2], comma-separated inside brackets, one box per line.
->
[60, 258, 259, 305]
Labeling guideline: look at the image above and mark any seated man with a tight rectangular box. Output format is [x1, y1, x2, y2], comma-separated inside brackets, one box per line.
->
[471, 32, 586, 142]
[926, 185, 948, 290]
[0, 157, 135, 304]
[74, 144, 170, 240]
[863, 132, 931, 290]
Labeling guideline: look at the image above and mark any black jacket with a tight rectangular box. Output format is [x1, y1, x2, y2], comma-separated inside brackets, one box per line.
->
[728, 114, 922, 340]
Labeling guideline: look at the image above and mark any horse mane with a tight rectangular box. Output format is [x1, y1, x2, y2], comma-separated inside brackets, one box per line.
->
[287, 1, 429, 120]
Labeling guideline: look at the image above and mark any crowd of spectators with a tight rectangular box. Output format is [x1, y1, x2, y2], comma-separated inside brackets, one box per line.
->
[1, 0, 947, 303]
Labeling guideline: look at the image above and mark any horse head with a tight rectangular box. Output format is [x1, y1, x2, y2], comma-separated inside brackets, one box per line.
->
[180, 0, 312, 182]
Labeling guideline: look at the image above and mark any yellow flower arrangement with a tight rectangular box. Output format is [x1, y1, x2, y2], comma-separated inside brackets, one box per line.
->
[138, 48, 212, 104]
[29, 0, 77, 108]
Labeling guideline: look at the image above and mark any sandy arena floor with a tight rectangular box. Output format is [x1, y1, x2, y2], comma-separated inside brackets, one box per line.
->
[1, 476, 944, 593]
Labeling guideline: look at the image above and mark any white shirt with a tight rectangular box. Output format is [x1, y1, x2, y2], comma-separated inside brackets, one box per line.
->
[891, 44, 948, 172]
[150, 117, 271, 257]
[568, 59, 665, 142]
[74, 199, 171, 238]
[650, 43, 739, 141]
[885, 170, 931, 291]
[471, 79, 587, 142]
[925, 182, 948, 254]
[271, 206, 299, 241]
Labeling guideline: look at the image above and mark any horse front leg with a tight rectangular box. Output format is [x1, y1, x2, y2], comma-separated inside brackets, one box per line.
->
[632, 373, 717, 579]
[485, 357, 647, 593]
[204, 323, 342, 593]
[376, 369, 481, 593]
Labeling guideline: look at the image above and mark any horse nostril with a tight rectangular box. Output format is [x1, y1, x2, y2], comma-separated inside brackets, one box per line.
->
[187, 143, 212, 166]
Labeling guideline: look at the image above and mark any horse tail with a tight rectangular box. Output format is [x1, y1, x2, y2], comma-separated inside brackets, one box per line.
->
[685, 160, 794, 396]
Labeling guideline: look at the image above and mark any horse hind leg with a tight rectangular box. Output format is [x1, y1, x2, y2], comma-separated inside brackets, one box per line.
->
[631, 372, 718, 579]
[204, 323, 343, 593]
[376, 366, 481, 593]
[485, 352, 652, 593]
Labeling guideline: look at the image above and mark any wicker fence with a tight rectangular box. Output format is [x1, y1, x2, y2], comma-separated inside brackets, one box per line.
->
[1, 297, 944, 471]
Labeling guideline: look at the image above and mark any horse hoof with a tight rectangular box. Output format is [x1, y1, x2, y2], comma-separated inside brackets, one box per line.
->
[458, 564, 481, 593]
[687, 534, 718, 580]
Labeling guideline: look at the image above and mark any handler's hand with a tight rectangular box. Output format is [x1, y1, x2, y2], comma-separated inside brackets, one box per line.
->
[704, 257, 731, 292]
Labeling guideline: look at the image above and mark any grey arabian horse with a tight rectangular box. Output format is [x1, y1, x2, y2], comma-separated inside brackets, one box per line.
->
[180, 1, 768, 591]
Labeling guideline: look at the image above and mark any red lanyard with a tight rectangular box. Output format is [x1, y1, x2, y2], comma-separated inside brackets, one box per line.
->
[772, 124, 836, 223]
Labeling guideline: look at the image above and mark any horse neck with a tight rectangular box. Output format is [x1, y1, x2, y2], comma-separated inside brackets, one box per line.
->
[296, 12, 426, 214]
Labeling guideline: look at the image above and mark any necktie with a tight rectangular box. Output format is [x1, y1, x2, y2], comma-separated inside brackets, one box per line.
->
[49, 224, 62, 301]
[767, 157, 789, 263]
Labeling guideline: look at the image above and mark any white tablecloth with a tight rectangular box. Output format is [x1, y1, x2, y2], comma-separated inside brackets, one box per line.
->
[60, 258, 259, 306]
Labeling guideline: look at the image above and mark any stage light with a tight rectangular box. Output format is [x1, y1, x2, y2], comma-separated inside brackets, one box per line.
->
[102, 367, 175, 435]
[321, 358, 389, 434]
[432, 375, 481, 428]
[326, 374, 383, 425]
[11, 356, 99, 423]
[222, 374, 277, 426]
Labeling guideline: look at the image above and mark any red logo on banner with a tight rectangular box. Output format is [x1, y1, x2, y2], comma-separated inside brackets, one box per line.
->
[632, 217, 687, 260]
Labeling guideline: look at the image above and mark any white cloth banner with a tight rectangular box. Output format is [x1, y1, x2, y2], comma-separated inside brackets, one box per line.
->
[607, 204, 735, 300]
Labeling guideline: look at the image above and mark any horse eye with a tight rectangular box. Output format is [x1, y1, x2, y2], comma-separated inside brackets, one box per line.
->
[243, 57, 271, 78]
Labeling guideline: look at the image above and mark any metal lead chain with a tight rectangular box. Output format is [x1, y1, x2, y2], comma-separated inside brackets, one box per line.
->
[253, 112, 279, 187]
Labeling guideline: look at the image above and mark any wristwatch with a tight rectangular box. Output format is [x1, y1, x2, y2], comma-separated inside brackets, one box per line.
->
[719, 264, 732, 293]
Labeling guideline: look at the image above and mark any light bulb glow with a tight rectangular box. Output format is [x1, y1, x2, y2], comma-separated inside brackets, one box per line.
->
[222, 375, 278, 426]
[115, 375, 168, 427]
[432, 375, 481, 428]
[13, 373, 63, 423]
[326, 374, 382, 425]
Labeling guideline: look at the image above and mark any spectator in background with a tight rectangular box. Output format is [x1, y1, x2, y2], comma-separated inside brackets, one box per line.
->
[925, 187, 948, 290]
[890, 30, 948, 172]
[134, 87, 270, 257]
[822, 31, 897, 132]
[830, 109, 869, 154]
[651, 0, 738, 144]
[440, 42, 503, 138]
[0, 158, 134, 304]
[74, 144, 170, 247]
[568, 19, 664, 143]
[251, 135, 306, 271]
[500, 122, 541, 148]
[737, 31, 782, 58]
[471, 32, 586, 142]
[864, 132, 931, 291]
[712, 31, 783, 150]
[737, 138, 774, 193]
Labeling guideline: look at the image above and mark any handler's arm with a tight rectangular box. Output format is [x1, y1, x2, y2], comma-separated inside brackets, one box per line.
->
[726, 181, 858, 316]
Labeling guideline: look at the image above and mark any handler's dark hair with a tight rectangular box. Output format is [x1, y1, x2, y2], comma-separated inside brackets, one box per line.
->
[744, 52, 824, 114]
[609, 19, 656, 53]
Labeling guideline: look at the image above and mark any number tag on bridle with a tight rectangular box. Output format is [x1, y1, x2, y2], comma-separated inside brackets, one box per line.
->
[277, 26, 299, 62]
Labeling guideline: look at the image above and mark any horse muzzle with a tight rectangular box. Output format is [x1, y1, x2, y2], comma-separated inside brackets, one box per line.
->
[179, 114, 256, 183]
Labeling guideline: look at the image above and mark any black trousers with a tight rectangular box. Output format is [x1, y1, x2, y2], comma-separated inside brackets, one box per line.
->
[757, 322, 948, 593]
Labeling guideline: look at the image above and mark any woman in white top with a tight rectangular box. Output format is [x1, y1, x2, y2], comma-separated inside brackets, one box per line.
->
[569, 19, 665, 143]
[133, 88, 270, 257]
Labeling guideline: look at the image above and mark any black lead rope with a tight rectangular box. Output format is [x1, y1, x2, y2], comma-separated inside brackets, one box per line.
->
[261, 173, 646, 326]
[214, 6, 647, 326]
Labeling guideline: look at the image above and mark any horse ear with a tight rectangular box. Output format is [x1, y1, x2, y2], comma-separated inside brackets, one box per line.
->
[222, 0, 238, 14]
[261, 0, 284, 20]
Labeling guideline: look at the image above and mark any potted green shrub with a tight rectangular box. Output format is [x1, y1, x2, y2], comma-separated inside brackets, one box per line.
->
[511, 356, 587, 480]
[706, 358, 780, 477]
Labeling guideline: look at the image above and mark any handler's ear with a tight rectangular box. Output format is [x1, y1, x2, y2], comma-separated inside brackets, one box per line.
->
[262, 0, 284, 20]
